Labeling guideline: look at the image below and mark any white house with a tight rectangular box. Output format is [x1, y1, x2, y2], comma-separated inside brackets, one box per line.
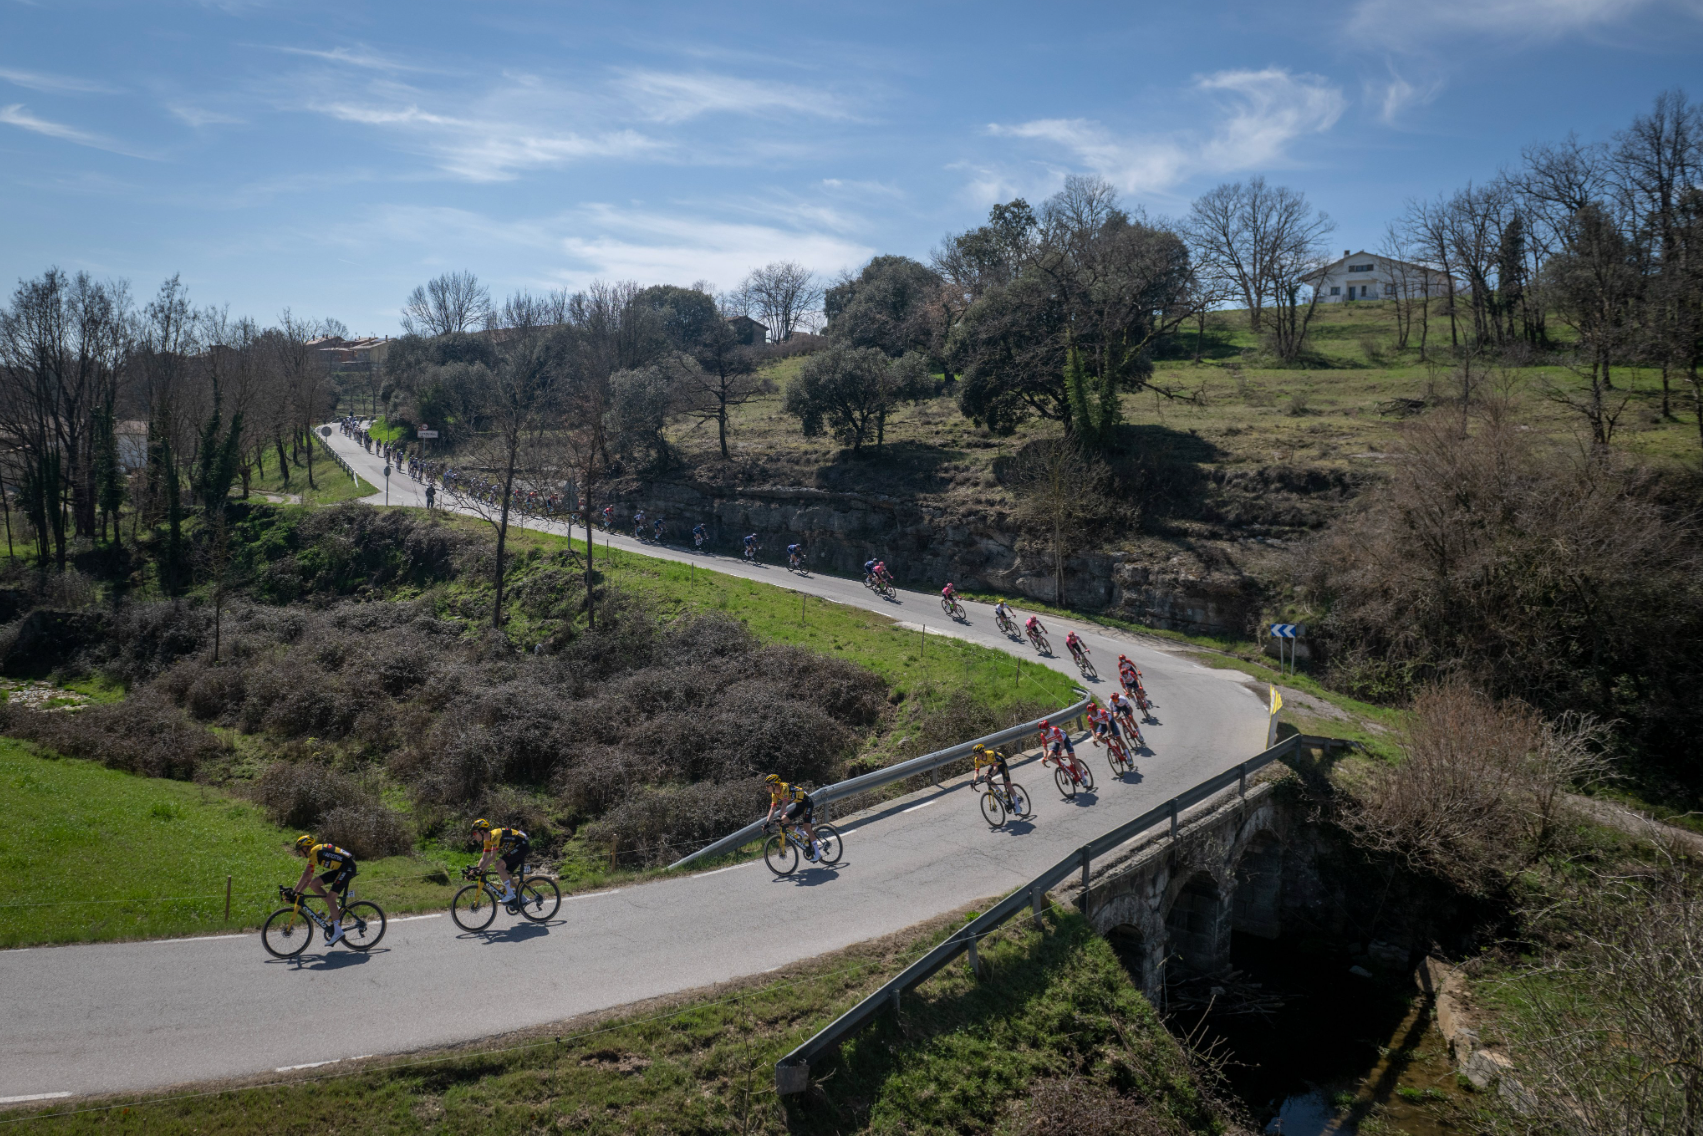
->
[1305, 250, 1457, 303]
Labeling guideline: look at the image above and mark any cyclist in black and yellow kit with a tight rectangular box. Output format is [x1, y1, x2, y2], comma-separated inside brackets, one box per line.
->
[471, 818, 530, 902]
[764, 774, 825, 862]
[970, 743, 1013, 795]
[290, 835, 356, 944]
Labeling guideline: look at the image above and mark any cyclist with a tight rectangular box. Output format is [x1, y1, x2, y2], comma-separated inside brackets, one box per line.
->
[1087, 699, 1124, 750]
[1065, 630, 1090, 665]
[787, 541, 805, 570]
[970, 742, 1013, 796]
[633, 510, 647, 539]
[1038, 718, 1088, 786]
[1108, 688, 1139, 732]
[941, 581, 959, 607]
[863, 557, 879, 584]
[470, 818, 529, 902]
[1117, 654, 1145, 696]
[692, 522, 708, 549]
[289, 834, 356, 945]
[652, 516, 665, 542]
[993, 598, 1017, 628]
[743, 533, 759, 559]
[602, 504, 615, 531]
[1025, 614, 1048, 645]
[764, 774, 824, 862]
[874, 559, 893, 586]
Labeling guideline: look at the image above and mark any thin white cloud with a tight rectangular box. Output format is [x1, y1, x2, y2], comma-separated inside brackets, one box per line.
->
[0, 103, 151, 157]
[985, 68, 1344, 199]
[274, 45, 443, 74]
[1371, 68, 1444, 123]
[0, 66, 122, 95]
[1345, 0, 1669, 49]
[170, 103, 245, 127]
[617, 69, 852, 124]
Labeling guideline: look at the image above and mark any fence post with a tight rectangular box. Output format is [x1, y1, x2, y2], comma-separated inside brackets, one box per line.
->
[890, 988, 901, 1017]
[1238, 764, 1247, 797]
[224, 875, 232, 923]
[1031, 884, 1044, 927]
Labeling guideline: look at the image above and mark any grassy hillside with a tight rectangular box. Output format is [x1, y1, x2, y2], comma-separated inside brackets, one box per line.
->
[8, 905, 1236, 1136]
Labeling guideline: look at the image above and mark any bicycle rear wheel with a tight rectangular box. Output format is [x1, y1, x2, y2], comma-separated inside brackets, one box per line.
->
[518, 876, 561, 922]
[1036, 634, 1051, 654]
[980, 790, 1007, 827]
[261, 906, 316, 958]
[1054, 766, 1077, 799]
[340, 901, 386, 950]
[813, 823, 843, 865]
[763, 834, 798, 875]
[451, 884, 497, 931]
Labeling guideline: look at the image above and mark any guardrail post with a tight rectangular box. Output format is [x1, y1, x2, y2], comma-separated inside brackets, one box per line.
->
[1238, 763, 1247, 797]
[890, 988, 901, 1017]
[1169, 800, 1179, 841]
[1079, 848, 1092, 921]
[965, 931, 980, 978]
[1031, 884, 1044, 927]
[775, 1060, 809, 1096]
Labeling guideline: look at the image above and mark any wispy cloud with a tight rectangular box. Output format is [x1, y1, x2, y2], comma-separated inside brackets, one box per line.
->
[170, 103, 245, 127]
[1345, 0, 1673, 50]
[617, 69, 853, 123]
[0, 103, 151, 157]
[0, 66, 122, 95]
[985, 68, 1344, 200]
[1370, 68, 1444, 123]
[274, 45, 443, 74]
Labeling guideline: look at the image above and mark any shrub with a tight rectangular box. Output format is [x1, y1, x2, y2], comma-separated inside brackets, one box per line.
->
[1023, 1078, 1181, 1136]
[584, 779, 765, 866]
[10, 687, 228, 780]
[252, 760, 412, 859]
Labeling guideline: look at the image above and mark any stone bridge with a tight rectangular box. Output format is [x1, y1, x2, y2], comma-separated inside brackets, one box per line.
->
[1063, 779, 1296, 1001]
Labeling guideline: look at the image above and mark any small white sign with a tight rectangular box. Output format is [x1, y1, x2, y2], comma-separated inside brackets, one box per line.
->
[417, 429, 439, 438]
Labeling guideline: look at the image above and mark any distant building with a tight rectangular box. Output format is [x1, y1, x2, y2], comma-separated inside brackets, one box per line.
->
[724, 315, 769, 346]
[306, 335, 391, 375]
[1305, 250, 1457, 303]
[116, 420, 148, 472]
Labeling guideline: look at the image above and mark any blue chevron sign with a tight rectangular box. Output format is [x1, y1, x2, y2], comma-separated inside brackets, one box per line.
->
[1270, 623, 1302, 638]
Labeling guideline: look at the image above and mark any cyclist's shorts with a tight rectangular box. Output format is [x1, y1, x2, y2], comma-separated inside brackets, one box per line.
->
[319, 863, 357, 893]
[500, 843, 530, 873]
[783, 797, 815, 824]
[989, 756, 1011, 779]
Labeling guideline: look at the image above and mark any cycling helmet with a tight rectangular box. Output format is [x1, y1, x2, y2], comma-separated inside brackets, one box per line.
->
[973, 743, 987, 754]
[1039, 718, 1050, 729]
[764, 773, 782, 784]
[472, 818, 492, 831]
[295, 834, 314, 852]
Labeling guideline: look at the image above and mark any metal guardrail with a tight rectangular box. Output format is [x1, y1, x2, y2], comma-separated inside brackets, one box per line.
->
[317, 426, 359, 485]
[667, 693, 1093, 870]
[772, 731, 1353, 1095]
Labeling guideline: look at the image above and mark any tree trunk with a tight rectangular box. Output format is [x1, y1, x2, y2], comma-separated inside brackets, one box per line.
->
[718, 402, 730, 459]
[490, 437, 518, 630]
[583, 474, 596, 631]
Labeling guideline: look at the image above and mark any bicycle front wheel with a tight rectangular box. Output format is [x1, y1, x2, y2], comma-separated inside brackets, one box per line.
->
[980, 791, 1007, 827]
[814, 823, 843, 865]
[1054, 766, 1077, 799]
[340, 901, 386, 951]
[451, 884, 497, 931]
[261, 907, 315, 959]
[518, 876, 561, 922]
[1079, 763, 1097, 792]
[1036, 634, 1051, 654]
[1009, 783, 1032, 817]
[764, 835, 798, 876]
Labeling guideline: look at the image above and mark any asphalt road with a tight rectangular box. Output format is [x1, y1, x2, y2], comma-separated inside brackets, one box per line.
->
[0, 425, 1270, 1102]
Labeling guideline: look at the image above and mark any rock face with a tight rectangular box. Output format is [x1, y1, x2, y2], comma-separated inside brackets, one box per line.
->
[617, 478, 1263, 637]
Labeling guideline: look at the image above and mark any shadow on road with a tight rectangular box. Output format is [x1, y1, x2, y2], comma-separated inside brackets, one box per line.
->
[993, 819, 1037, 837]
[269, 947, 389, 970]
[459, 922, 551, 945]
[772, 865, 843, 886]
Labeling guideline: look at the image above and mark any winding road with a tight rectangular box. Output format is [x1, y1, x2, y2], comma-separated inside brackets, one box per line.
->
[0, 426, 1269, 1103]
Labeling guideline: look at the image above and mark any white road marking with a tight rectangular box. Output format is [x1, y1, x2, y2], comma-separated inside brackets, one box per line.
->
[390, 914, 443, 923]
[901, 799, 941, 814]
[275, 1060, 338, 1072]
[142, 934, 245, 944]
[0, 1092, 70, 1104]
[564, 889, 623, 902]
[692, 863, 752, 879]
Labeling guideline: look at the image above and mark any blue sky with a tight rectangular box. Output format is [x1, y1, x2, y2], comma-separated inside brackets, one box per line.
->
[4, 0, 1701, 334]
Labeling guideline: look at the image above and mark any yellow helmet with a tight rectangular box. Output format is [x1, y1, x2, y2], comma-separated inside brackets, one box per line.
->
[973, 743, 987, 753]
[295, 834, 314, 852]
[472, 818, 492, 831]
[764, 774, 781, 784]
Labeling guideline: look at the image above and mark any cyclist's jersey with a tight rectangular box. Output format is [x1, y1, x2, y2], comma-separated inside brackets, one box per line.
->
[1066, 634, 1083, 650]
[693, 525, 706, 536]
[1026, 616, 1042, 631]
[1042, 725, 1075, 754]
[995, 603, 1012, 618]
[1109, 692, 1134, 717]
[864, 560, 877, 574]
[973, 748, 1007, 773]
[308, 843, 354, 873]
[744, 534, 758, 546]
[482, 827, 529, 855]
[788, 544, 802, 555]
[941, 585, 955, 597]
[769, 781, 809, 806]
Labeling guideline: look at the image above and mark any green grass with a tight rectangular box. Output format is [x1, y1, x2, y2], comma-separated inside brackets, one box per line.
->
[10, 905, 1226, 1136]
[0, 740, 471, 948]
[239, 433, 375, 506]
[366, 415, 406, 443]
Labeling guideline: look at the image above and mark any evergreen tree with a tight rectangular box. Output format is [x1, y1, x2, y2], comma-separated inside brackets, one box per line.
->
[91, 401, 125, 544]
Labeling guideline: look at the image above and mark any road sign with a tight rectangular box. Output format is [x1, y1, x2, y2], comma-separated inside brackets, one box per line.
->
[417, 430, 439, 438]
[1270, 623, 1303, 638]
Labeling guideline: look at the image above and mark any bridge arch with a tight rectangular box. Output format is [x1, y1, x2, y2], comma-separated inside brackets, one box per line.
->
[1230, 829, 1283, 940]
[1163, 870, 1229, 976]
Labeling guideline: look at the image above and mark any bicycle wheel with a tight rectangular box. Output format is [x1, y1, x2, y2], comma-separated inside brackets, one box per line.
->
[517, 876, 561, 922]
[980, 790, 1007, 827]
[261, 906, 316, 958]
[813, 823, 843, 865]
[340, 901, 386, 950]
[1008, 783, 1032, 817]
[1054, 766, 1077, 799]
[1036, 634, 1051, 654]
[1081, 659, 1098, 679]
[451, 884, 498, 931]
[1079, 762, 1097, 792]
[763, 834, 798, 875]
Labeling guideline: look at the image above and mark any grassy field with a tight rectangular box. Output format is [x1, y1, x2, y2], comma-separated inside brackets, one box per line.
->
[8, 903, 1226, 1136]
[0, 740, 477, 948]
[240, 433, 376, 506]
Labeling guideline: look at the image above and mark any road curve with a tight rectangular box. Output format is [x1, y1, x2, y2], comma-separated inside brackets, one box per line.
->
[0, 426, 1269, 1101]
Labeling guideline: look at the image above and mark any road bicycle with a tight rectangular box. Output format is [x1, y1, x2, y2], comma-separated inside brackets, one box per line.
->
[762, 818, 843, 875]
[940, 594, 967, 621]
[1068, 640, 1097, 679]
[864, 573, 895, 599]
[450, 863, 562, 931]
[693, 531, 707, 550]
[976, 776, 1031, 828]
[1094, 729, 1136, 777]
[994, 609, 1018, 636]
[1026, 626, 1052, 655]
[743, 543, 760, 562]
[261, 883, 387, 958]
[1046, 752, 1096, 798]
[1114, 709, 1146, 750]
[788, 550, 807, 573]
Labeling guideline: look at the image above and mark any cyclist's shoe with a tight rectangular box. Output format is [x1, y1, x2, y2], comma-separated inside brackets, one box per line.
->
[326, 923, 345, 946]
[501, 884, 516, 901]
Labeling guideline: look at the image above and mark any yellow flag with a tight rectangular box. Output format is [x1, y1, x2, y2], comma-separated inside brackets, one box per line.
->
[1269, 684, 1283, 715]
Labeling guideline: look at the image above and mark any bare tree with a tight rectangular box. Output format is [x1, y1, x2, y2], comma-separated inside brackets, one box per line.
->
[401, 271, 492, 337]
[1004, 439, 1096, 608]
[741, 261, 821, 342]
[1186, 178, 1333, 359]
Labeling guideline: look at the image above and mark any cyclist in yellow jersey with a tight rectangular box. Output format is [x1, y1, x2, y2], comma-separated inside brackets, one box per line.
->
[970, 743, 1013, 795]
[290, 834, 356, 944]
[471, 818, 531, 901]
[763, 774, 824, 861]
